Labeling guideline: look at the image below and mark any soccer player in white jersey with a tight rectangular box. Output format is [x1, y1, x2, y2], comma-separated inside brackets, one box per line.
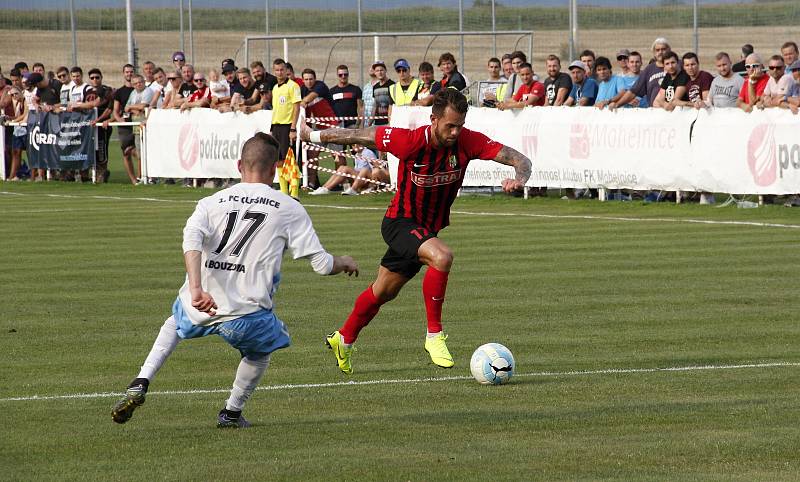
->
[112, 132, 359, 428]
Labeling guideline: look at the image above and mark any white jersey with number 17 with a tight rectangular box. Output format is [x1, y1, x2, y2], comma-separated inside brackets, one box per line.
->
[178, 183, 325, 326]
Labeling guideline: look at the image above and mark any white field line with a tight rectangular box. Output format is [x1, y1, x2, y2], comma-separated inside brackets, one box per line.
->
[1, 361, 797, 403]
[3, 190, 800, 229]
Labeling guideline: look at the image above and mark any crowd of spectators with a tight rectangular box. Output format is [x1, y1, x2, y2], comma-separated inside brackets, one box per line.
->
[1, 38, 799, 203]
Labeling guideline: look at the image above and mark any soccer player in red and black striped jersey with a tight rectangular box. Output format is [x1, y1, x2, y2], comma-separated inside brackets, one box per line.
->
[301, 89, 531, 374]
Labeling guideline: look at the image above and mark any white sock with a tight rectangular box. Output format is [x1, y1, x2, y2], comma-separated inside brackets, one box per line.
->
[226, 354, 270, 412]
[340, 333, 353, 348]
[136, 316, 180, 381]
[427, 331, 442, 338]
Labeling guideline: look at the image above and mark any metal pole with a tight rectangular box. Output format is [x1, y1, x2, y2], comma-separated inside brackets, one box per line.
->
[179, 0, 184, 53]
[491, 0, 496, 56]
[459, 0, 464, 68]
[265, 0, 271, 63]
[568, 0, 574, 61]
[374, 36, 379, 62]
[69, 0, 77, 67]
[188, 0, 194, 64]
[693, 0, 699, 54]
[358, 0, 364, 88]
[126, 0, 134, 66]
[283, 38, 289, 62]
[571, 0, 578, 60]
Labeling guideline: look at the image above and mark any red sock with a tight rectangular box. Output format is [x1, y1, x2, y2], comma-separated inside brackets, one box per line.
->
[422, 266, 449, 334]
[340, 285, 384, 344]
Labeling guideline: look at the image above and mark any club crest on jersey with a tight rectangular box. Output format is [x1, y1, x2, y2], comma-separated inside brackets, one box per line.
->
[410, 169, 461, 187]
[448, 154, 457, 168]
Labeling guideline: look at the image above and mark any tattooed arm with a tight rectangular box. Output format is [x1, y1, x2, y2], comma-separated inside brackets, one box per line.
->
[300, 121, 378, 150]
[493, 145, 532, 193]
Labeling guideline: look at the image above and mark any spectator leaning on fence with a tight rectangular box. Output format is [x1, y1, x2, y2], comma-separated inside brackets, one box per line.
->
[762, 55, 792, 108]
[617, 50, 648, 108]
[496, 62, 543, 110]
[231, 68, 261, 113]
[543, 55, 572, 106]
[417, 61, 434, 101]
[709, 52, 744, 108]
[492, 50, 526, 103]
[593, 57, 625, 109]
[653, 51, 690, 111]
[565, 60, 597, 106]
[57, 66, 72, 107]
[148, 67, 168, 109]
[181, 73, 211, 111]
[142, 61, 156, 88]
[779, 60, 800, 114]
[738, 53, 769, 113]
[124, 74, 153, 184]
[162, 71, 183, 109]
[500, 53, 513, 81]
[615, 37, 671, 109]
[682, 52, 713, 109]
[251, 61, 277, 110]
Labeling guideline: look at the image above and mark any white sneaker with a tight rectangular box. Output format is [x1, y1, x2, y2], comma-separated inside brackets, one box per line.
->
[699, 193, 715, 205]
[309, 186, 330, 196]
[341, 187, 359, 196]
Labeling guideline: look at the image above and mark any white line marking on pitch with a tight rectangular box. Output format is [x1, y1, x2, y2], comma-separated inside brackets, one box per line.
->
[1, 361, 797, 403]
[3, 190, 798, 229]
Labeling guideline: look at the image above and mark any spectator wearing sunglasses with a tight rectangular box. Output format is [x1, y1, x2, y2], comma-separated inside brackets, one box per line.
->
[737, 53, 769, 113]
[762, 55, 792, 108]
[388, 58, 420, 116]
[87, 68, 115, 182]
[162, 71, 184, 109]
[181, 73, 212, 111]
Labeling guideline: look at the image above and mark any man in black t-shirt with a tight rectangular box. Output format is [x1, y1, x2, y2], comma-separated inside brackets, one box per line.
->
[250, 61, 277, 110]
[231, 68, 260, 113]
[176, 64, 197, 104]
[112, 64, 137, 180]
[31, 73, 60, 109]
[653, 51, 690, 111]
[542, 55, 572, 106]
[87, 68, 115, 183]
[329, 64, 363, 128]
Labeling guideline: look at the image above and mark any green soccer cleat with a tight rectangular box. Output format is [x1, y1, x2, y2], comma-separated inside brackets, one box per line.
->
[325, 331, 354, 375]
[425, 333, 454, 368]
[111, 383, 147, 424]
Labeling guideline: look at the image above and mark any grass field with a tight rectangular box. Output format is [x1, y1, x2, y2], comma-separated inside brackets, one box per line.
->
[2, 148, 800, 480]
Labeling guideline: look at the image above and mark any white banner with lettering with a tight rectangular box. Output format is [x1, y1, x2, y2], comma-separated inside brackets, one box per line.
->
[145, 109, 272, 178]
[389, 106, 800, 194]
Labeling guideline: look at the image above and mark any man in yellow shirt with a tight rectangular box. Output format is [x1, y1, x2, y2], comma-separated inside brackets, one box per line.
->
[388, 59, 420, 116]
[270, 58, 301, 194]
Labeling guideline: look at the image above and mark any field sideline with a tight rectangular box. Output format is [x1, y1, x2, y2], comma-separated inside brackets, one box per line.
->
[1, 161, 799, 479]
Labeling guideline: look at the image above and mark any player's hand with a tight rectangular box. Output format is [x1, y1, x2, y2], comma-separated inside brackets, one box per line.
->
[501, 178, 524, 193]
[290, 129, 297, 143]
[191, 290, 218, 316]
[336, 256, 359, 277]
[299, 119, 312, 142]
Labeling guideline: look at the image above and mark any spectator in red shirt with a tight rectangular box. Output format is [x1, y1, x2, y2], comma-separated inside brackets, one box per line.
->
[738, 53, 770, 112]
[496, 63, 544, 109]
[181, 73, 211, 111]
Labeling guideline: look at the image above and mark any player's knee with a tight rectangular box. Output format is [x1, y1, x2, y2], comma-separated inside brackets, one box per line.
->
[429, 248, 453, 271]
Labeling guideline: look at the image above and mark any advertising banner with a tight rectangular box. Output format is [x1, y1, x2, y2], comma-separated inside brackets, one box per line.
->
[145, 109, 273, 178]
[26, 110, 96, 170]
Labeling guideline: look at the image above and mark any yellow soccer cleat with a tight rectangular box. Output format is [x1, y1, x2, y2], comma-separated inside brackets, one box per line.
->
[425, 333, 454, 368]
[325, 331, 354, 375]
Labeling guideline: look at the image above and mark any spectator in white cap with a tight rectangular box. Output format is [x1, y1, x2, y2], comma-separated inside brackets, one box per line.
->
[613, 37, 672, 109]
[565, 60, 597, 106]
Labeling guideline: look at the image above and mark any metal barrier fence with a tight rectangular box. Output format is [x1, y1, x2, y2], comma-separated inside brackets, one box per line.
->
[2, 1, 799, 86]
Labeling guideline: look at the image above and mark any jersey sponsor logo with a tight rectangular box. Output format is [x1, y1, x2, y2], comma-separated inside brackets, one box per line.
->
[448, 154, 457, 168]
[205, 259, 246, 273]
[410, 169, 461, 187]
